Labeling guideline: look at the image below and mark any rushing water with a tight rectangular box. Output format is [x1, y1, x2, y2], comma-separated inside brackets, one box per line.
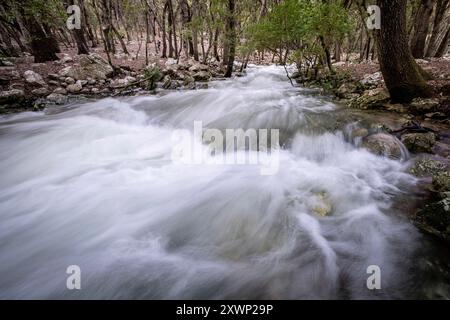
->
[0, 65, 449, 299]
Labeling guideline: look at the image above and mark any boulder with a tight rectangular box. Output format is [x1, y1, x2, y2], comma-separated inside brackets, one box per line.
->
[410, 159, 447, 177]
[362, 133, 405, 159]
[66, 82, 83, 93]
[65, 77, 75, 84]
[336, 82, 357, 99]
[61, 54, 74, 63]
[0, 89, 25, 105]
[53, 87, 67, 95]
[59, 53, 114, 80]
[311, 192, 333, 217]
[189, 64, 209, 73]
[401, 132, 436, 154]
[410, 98, 440, 114]
[183, 76, 196, 90]
[0, 59, 14, 67]
[351, 128, 369, 139]
[31, 87, 49, 97]
[360, 72, 383, 87]
[193, 71, 211, 82]
[416, 197, 450, 242]
[432, 171, 450, 194]
[110, 76, 136, 88]
[349, 88, 390, 109]
[23, 70, 46, 87]
[46, 93, 68, 105]
[48, 73, 60, 81]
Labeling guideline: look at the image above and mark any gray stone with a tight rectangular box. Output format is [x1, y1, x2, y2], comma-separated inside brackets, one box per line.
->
[58, 53, 114, 80]
[0, 89, 25, 105]
[432, 171, 450, 194]
[23, 70, 46, 87]
[193, 71, 211, 82]
[31, 87, 50, 97]
[349, 88, 390, 110]
[46, 93, 68, 105]
[362, 133, 405, 159]
[410, 159, 447, 177]
[66, 82, 83, 93]
[401, 132, 436, 154]
[410, 98, 440, 113]
[53, 87, 67, 95]
[65, 77, 75, 84]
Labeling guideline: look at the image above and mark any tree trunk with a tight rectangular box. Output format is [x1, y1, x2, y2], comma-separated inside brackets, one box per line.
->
[410, 0, 436, 58]
[224, 0, 236, 78]
[426, 0, 450, 57]
[67, 0, 89, 55]
[435, 27, 450, 57]
[375, 0, 432, 102]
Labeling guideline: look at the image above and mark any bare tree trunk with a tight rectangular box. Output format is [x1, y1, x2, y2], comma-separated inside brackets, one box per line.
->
[426, 0, 450, 57]
[410, 0, 436, 58]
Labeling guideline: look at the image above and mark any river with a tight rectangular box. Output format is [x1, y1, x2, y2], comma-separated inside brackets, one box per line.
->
[0, 65, 449, 299]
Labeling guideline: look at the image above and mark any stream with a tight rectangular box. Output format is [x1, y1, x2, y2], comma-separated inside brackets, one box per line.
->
[0, 65, 449, 299]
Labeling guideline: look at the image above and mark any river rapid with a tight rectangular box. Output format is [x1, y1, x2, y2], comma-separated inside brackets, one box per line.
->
[0, 65, 449, 299]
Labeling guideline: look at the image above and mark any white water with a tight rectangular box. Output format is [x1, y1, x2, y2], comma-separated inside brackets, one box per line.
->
[0, 65, 439, 299]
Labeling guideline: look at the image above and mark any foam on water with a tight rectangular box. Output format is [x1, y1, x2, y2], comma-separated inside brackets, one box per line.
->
[0, 65, 439, 299]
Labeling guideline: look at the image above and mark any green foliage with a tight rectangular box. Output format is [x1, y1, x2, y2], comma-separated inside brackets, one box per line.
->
[244, 0, 353, 74]
[144, 66, 162, 91]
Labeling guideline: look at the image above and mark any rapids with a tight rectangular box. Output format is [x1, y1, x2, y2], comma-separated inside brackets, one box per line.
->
[0, 65, 448, 299]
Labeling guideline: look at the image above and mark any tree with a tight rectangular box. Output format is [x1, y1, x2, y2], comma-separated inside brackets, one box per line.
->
[410, 0, 435, 58]
[375, 0, 432, 102]
[66, 0, 89, 55]
[224, 0, 236, 77]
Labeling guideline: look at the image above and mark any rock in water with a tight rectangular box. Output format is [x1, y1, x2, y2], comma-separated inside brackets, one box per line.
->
[46, 93, 68, 105]
[416, 197, 450, 243]
[401, 132, 436, 154]
[410, 159, 447, 177]
[193, 71, 211, 82]
[362, 133, 406, 160]
[432, 171, 450, 194]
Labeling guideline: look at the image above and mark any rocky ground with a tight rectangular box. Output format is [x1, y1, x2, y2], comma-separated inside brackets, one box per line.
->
[0, 42, 229, 114]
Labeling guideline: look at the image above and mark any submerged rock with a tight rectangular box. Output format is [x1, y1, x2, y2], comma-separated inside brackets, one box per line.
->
[401, 132, 436, 154]
[362, 133, 405, 159]
[311, 192, 333, 217]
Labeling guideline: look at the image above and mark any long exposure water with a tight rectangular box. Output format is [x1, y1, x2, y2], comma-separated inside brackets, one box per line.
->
[0, 65, 449, 299]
